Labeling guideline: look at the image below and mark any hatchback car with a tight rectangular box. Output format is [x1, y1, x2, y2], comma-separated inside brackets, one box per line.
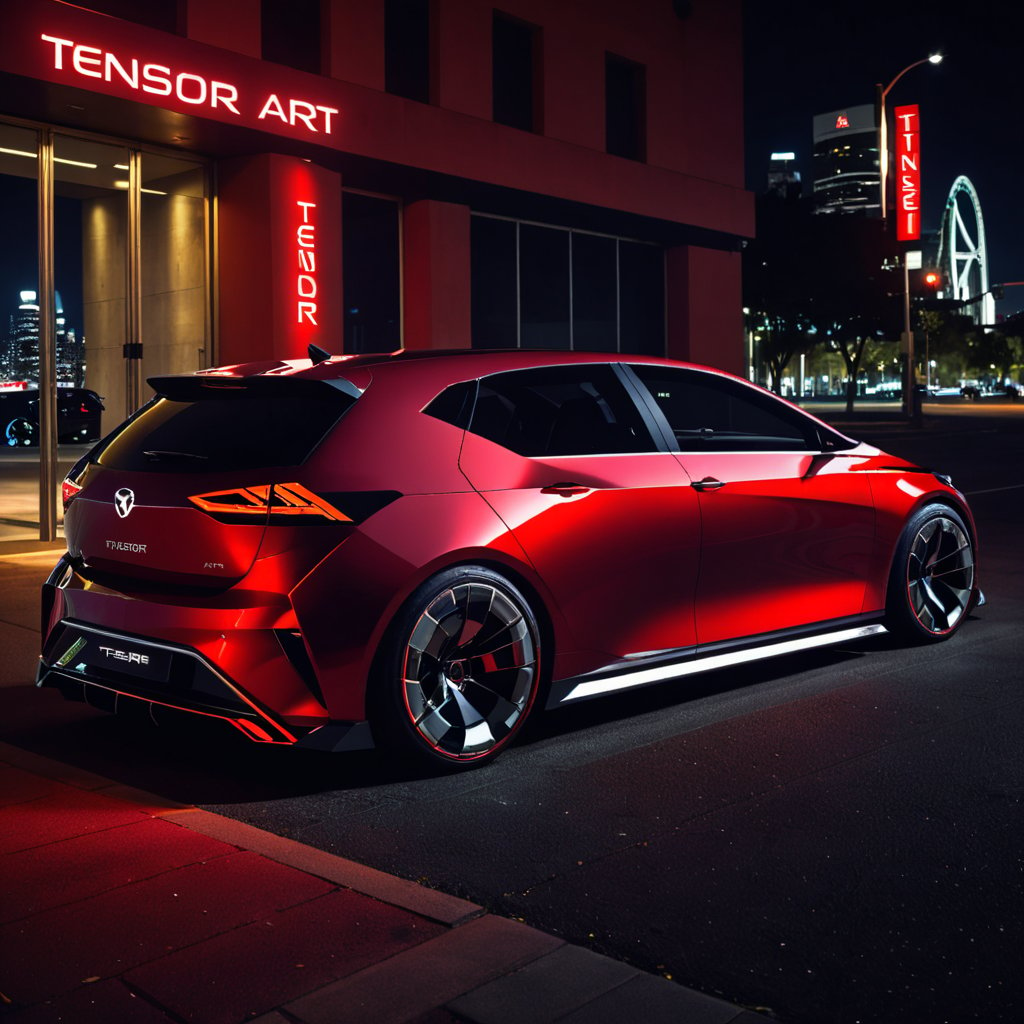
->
[38, 349, 981, 768]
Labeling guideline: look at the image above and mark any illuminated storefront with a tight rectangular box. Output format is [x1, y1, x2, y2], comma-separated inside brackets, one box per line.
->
[0, 0, 752, 540]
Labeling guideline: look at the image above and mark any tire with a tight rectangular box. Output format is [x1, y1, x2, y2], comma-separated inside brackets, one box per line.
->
[370, 566, 544, 769]
[885, 503, 976, 642]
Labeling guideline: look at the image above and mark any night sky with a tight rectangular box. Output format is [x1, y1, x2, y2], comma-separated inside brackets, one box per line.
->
[743, 0, 1024, 317]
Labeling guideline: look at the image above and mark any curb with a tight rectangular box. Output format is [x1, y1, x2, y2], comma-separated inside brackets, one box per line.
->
[0, 739, 774, 1023]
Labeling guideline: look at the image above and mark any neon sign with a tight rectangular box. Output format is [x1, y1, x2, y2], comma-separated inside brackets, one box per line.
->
[296, 201, 318, 326]
[835, 114, 850, 129]
[40, 33, 338, 136]
[894, 104, 921, 241]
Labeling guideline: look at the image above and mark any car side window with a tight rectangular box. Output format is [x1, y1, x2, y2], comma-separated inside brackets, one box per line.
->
[630, 365, 817, 452]
[469, 365, 657, 457]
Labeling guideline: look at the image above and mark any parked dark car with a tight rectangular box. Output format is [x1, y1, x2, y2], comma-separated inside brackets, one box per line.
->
[1, 388, 104, 446]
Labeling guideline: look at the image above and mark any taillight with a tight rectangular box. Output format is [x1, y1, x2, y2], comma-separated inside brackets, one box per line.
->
[188, 482, 351, 522]
[61, 478, 82, 510]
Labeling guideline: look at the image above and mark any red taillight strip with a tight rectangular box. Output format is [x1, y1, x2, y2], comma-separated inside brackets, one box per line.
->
[188, 482, 351, 522]
[61, 479, 82, 510]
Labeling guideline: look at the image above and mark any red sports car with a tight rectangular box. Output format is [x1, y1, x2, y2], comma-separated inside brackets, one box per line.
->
[38, 349, 981, 768]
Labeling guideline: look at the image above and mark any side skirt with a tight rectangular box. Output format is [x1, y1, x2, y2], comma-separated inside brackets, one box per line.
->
[546, 618, 888, 708]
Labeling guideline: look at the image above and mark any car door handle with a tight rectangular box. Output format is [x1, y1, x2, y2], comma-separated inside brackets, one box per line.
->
[540, 482, 592, 497]
[692, 477, 726, 492]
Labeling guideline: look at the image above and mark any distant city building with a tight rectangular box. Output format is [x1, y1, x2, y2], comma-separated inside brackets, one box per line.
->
[766, 151, 802, 199]
[812, 104, 880, 215]
[3, 290, 84, 387]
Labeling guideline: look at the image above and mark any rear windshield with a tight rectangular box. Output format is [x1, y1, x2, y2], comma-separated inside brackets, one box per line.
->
[97, 392, 353, 472]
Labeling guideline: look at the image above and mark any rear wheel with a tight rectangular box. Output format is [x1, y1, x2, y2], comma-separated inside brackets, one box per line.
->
[886, 503, 976, 642]
[371, 566, 543, 769]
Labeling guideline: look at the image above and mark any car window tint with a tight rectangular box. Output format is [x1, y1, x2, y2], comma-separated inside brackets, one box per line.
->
[631, 365, 815, 452]
[97, 392, 354, 472]
[470, 365, 656, 457]
[423, 380, 477, 430]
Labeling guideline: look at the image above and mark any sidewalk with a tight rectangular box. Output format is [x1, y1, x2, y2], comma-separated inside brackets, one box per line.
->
[0, 548, 771, 1024]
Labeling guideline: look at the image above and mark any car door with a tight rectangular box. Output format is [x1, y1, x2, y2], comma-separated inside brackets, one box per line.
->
[627, 364, 876, 647]
[457, 363, 701, 676]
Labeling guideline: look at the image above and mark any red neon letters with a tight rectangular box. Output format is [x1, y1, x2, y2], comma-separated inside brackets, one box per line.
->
[894, 104, 921, 241]
[40, 33, 338, 136]
[297, 201, 318, 326]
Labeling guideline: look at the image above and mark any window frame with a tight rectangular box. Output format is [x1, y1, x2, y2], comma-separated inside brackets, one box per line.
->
[455, 362, 670, 458]
[622, 364, 851, 454]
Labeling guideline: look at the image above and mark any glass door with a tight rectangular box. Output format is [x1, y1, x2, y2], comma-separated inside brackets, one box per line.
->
[0, 121, 210, 543]
[0, 123, 41, 541]
[54, 134, 132, 533]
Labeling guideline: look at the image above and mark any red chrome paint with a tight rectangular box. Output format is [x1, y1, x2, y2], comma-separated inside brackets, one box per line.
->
[40, 350, 981, 751]
[675, 450, 875, 644]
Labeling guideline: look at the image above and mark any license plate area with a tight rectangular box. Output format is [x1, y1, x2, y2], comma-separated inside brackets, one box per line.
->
[53, 627, 173, 684]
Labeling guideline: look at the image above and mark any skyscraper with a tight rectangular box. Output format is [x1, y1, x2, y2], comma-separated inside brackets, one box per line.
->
[3, 290, 84, 387]
[812, 104, 880, 215]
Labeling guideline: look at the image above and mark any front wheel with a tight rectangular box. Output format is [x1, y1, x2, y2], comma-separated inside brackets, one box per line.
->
[371, 566, 543, 769]
[885, 503, 976, 642]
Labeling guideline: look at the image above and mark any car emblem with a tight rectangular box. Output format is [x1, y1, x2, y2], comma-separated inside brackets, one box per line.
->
[114, 488, 136, 519]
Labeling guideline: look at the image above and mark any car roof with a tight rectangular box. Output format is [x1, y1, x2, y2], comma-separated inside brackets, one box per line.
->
[190, 348, 728, 388]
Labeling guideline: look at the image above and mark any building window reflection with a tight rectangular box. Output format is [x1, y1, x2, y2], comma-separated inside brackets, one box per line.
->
[470, 214, 663, 355]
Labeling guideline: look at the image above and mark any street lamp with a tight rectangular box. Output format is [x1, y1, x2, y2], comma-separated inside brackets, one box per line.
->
[876, 52, 942, 425]
[877, 52, 942, 221]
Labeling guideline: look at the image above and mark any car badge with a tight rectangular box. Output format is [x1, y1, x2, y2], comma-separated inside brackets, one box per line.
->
[114, 487, 136, 519]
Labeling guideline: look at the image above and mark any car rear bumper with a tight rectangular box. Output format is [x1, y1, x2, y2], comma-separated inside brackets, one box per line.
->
[38, 557, 373, 750]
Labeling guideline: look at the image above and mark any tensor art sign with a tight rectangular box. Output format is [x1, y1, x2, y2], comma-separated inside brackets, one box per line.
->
[40, 34, 339, 136]
[894, 104, 921, 241]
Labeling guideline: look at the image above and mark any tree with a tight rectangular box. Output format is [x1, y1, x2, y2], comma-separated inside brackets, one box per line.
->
[760, 312, 815, 395]
[802, 216, 899, 413]
[743, 195, 900, 411]
[743, 193, 825, 394]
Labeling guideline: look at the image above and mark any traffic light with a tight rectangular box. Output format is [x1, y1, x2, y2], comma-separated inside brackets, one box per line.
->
[923, 269, 941, 290]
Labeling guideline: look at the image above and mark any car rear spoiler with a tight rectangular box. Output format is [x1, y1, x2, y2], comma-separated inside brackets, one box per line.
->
[147, 374, 363, 402]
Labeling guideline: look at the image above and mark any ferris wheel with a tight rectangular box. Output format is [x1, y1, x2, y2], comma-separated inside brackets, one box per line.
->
[936, 176, 994, 326]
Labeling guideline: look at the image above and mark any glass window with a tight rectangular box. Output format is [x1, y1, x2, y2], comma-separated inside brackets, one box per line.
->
[470, 216, 665, 355]
[0, 124, 40, 539]
[619, 241, 663, 355]
[386, 0, 432, 103]
[423, 380, 477, 429]
[471, 217, 517, 349]
[493, 13, 540, 132]
[572, 233, 617, 352]
[606, 54, 646, 161]
[470, 364, 655, 457]
[343, 193, 401, 354]
[262, 0, 322, 74]
[631, 366, 816, 452]
[520, 225, 569, 350]
[97, 390, 355, 472]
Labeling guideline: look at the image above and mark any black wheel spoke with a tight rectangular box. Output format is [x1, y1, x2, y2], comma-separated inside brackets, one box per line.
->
[401, 580, 538, 760]
[906, 515, 974, 635]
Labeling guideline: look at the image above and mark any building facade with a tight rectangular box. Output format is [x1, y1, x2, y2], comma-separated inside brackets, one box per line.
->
[812, 104, 879, 216]
[0, 0, 752, 539]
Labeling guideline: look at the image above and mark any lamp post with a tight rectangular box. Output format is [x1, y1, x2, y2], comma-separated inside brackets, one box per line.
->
[876, 53, 942, 222]
[876, 52, 942, 424]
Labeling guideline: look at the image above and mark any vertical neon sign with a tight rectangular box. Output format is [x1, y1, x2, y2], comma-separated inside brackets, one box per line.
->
[894, 104, 921, 241]
[296, 200, 318, 326]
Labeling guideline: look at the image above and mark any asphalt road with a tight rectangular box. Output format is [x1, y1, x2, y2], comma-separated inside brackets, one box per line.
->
[2, 408, 1022, 1023]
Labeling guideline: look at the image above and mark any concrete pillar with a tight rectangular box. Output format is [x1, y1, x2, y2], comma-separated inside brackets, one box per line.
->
[666, 244, 744, 374]
[402, 199, 471, 350]
[217, 154, 343, 365]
